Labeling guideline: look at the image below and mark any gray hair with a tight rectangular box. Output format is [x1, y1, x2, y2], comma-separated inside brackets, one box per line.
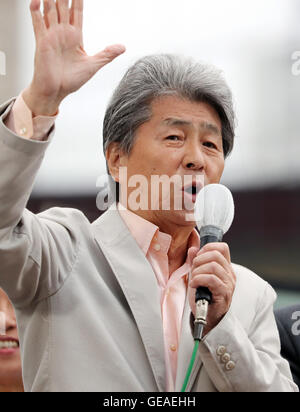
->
[103, 54, 235, 160]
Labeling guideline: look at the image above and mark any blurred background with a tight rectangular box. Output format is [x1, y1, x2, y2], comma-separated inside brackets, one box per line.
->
[0, 0, 300, 308]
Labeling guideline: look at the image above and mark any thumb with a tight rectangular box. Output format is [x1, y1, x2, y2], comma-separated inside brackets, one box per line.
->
[91, 44, 126, 69]
[187, 246, 199, 266]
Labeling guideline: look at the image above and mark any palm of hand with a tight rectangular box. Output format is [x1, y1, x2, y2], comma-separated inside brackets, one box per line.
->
[26, 0, 125, 115]
[33, 24, 89, 100]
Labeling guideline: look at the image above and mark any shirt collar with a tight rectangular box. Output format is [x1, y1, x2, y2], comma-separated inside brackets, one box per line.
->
[117, 203, 200, 259]
[117, 203, 159, 255]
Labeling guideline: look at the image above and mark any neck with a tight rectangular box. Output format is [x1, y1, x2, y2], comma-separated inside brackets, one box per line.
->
[128, 207, 195, 268]
[164, 224, 193, 262]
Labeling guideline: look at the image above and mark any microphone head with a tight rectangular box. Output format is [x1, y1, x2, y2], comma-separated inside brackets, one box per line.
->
[194, 184, 235, 234]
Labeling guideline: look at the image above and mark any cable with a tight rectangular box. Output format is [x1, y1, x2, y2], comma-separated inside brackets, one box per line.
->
[180, 340, 200, 392]
[181, 299, 209, 392]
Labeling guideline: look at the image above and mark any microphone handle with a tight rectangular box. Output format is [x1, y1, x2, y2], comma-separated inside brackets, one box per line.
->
[195, 226, 223, 304]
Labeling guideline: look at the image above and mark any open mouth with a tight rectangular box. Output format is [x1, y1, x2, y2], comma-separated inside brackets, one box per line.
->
[183, 181, 202, 196]
[0, 337, 19, 353]
[181, 183, 202, 206]
[184, 184, 198, 195]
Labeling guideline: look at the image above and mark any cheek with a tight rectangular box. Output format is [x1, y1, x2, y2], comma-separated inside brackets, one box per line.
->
[157, 149, 183, 173]
[208, 158, 224, 182]
[126, 146, 183, 182]
[214, 156, 225, 177]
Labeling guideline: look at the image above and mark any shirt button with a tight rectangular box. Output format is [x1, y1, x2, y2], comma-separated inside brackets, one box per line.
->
[221, 353, 231, 363]
[216, 345, 226, 356]
[225, 360, 235, 371]
[170, 344, 177, 352]
[19, 127, 27, 135]
[154, 243, 161, 251]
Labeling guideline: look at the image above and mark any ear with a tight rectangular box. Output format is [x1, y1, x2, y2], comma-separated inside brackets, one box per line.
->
[105, 142, 127, 182]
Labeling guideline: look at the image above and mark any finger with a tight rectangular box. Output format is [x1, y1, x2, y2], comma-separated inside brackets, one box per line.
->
[43, 0, 58, 28]
[187, 246, 199, 264]
[192, 250, 231, 274]
[90, 44, 126, 70]
[56, 0, 70, 24]
[190, 274, 228, 299]
[70, 0, 83, 28]
[191, 262, 233, 287]
[30, 0, 47, 38]
[199, 242, 231, 263]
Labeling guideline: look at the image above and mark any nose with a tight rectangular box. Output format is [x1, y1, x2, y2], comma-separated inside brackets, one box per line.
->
[0, 301, 17, 335]
[4, 312, 17, 333]
[183, 138, 205, 171]
[0, 310, 17, 335]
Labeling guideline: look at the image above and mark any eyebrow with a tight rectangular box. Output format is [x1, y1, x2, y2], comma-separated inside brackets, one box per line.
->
[162, 117, 221, 136]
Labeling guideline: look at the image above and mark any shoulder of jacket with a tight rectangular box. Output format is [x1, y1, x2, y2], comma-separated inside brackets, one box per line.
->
[35, 206, 91, 231]
[232, 262, 268, 287]
[232, 262, 276, 304]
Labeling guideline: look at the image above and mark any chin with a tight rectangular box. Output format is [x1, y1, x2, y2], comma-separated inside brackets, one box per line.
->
[168, 208, 196, 227]
[0, 368, 23, 390]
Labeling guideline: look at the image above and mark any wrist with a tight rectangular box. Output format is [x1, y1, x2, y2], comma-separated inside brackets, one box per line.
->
[22, 86, 61, 117]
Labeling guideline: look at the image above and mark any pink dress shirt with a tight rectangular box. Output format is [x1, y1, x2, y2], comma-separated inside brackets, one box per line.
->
[4, 93, 57, 140]
[5, 93, 200, 391]
[117, 205, 200, 391]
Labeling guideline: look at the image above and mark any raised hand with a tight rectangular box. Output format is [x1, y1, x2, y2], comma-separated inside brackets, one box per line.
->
[23, 0, 126, 116]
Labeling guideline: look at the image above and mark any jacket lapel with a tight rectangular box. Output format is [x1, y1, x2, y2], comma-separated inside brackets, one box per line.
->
[93, 204, 166, 391]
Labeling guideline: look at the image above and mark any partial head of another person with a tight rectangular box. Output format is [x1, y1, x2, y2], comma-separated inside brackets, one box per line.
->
[0, 289, 23, 392]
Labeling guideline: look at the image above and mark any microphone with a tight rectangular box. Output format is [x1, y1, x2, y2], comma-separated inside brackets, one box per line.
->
[192, 184, 235, 340]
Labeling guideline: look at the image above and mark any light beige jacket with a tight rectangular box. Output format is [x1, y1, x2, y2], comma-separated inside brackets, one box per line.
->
[0, 99, 298, 392]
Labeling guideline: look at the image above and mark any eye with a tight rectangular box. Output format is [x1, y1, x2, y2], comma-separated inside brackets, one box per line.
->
[166, 135, 181, 141]
[203, 141, 218, 149]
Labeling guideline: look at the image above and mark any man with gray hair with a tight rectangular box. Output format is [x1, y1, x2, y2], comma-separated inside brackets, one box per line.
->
[0, 0, 297, 392]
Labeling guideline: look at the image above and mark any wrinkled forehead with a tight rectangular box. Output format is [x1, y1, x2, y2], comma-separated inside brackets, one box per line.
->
[148, 95, 222, 132]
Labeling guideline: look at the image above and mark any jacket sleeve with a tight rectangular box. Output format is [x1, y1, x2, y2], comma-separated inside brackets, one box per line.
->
[197, 281, 299, 392]
[0, 99, 84, 309]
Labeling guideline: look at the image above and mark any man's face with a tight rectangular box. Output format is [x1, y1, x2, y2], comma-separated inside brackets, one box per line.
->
[115, 95, 225, 227]
[0, 288, 23, 391]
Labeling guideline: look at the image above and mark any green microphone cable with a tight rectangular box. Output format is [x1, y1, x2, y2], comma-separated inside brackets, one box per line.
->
[181, 184, 234, 392]
[180, 340, 200, 392]
[181, 299, 209, 392]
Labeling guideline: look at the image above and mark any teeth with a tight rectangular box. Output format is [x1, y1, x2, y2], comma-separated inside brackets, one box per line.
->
[0, 341, 18, 349]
